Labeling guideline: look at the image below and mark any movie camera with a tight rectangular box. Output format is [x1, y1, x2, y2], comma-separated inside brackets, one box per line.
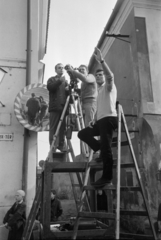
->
[64, 65, 80, 94]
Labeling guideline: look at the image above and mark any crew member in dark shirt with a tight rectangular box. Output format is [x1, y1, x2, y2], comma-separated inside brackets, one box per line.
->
[26, 93, 41, 125]
[50, 189, 63, 222]
[47, 63, 69, 151]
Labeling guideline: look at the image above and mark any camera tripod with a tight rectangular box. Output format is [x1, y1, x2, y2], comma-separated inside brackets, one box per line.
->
[47, 88, 89, 162]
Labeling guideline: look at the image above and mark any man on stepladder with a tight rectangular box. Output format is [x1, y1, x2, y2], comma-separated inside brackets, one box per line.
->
[47, 63, 69, 151]
[78, 47, 118, 187]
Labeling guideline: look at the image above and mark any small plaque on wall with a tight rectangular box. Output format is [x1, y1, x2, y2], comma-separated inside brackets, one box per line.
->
[0, 133, 13, 141]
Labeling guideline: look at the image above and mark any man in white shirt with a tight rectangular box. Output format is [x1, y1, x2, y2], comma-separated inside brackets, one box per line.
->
[78, 47, 118, 187]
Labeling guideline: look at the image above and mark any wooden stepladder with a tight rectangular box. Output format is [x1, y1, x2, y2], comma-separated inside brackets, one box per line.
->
[22, 90, 90, 240]
[71, 104, 157, 240]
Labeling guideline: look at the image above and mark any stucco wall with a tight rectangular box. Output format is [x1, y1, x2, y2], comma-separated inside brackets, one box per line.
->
[0, 1, 27, 238]
[135, 4, 161, 114]
[0, 0, 49, 238]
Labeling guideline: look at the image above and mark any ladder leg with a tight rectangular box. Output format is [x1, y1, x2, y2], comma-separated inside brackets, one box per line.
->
[115, 104, 122, 239]
[121, 106, 157, 240]
[72, 151, 94, 239]
[71, 94, 89, 156]
[67, 139, 91, 212]
[47, 95, 71, 162]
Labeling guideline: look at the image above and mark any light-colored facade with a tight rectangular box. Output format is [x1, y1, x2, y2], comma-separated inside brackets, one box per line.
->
[0, 0, 50, 239]
[89, 0, 161, 217]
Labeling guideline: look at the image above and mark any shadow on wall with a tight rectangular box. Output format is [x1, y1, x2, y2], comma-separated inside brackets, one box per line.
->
[141, 117, 161, 214]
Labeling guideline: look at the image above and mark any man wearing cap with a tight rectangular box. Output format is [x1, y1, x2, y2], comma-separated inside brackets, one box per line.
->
[50, 189, 63, 222]
[3, 190, 26, 240]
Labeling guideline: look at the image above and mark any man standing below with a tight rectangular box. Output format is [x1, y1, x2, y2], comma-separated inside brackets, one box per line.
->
[3, 190, 26, 240]
[50, 190, 63, 222]
[47, 63, 69, 151]
[66, 64, 97, 127]
[26, 93, 41, 125]
[78, 47, 118, 187]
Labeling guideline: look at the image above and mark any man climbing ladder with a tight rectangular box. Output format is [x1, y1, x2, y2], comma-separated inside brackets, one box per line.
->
[78, 47, 118, 187]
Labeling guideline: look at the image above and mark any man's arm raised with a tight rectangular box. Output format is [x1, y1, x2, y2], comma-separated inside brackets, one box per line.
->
[94, 47, 114, 91]
[65, 64, 95, 83]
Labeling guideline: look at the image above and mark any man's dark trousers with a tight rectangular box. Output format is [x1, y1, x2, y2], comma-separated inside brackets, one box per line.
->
[78, 116, 118, 181]
[49, 111, 66, 147]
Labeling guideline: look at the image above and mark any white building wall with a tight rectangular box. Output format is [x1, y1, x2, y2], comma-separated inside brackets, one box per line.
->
[0, 0, 49, 239]
[0, 0, 27, 238]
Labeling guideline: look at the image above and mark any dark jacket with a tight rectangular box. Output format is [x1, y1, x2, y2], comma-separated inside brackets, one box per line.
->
[50, 198, 63, 222]
[3, 201, 26, 240]
[26, 97, 41, 117]
[47, 75, 69, 112]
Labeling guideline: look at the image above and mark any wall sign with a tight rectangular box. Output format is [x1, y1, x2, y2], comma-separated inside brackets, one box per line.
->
[14, 83, 49, 132]
[0, 133, 13, 141]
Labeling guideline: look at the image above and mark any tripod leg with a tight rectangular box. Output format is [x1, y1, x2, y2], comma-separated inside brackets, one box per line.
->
[47, 95, 70, 162]
[71, 94, 89, 157]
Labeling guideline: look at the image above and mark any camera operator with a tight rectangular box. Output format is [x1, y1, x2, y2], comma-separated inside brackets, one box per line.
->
[47, 63, 69, 151]
[65, 64, 97, 127]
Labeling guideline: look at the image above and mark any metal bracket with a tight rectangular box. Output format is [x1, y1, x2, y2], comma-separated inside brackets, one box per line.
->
[105, 32, 130, 43]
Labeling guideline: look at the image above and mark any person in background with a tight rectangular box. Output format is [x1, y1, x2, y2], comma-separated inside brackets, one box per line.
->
[37, 96, 48, 127]
[50, 189, 63, 222]
[47, 63, 69, 151]
[26, 93, 41, 125]
[97, 189, 108, 211]
[78, 47, 118, 187]
[97, 189, 109, 225]
[65, 64, 97, 127]
[3, 190, 26, 240]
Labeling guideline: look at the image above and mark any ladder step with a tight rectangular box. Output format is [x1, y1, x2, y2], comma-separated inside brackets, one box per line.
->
[120, 232, 153, 240]
[78, 211, 115, 220]
[52, 229, 108, 239]
[122, 130, 139, 133]
[112, 140, 129, 147]
[124, 114, 137, 117]
[120, 209, 148, 216]
[45, 162, 87, 173]
[83, 185, 141, 192]
[83, 185, 114, 191]
[46, 161, 135, 173]
[89, 161, 135, 170]
[113, 162, 135, 168]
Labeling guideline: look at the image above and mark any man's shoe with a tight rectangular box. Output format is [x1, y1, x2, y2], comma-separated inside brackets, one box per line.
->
[91, 177, 112, 187]
[57, 144, 67, 152]
[92, 152, 102, 162]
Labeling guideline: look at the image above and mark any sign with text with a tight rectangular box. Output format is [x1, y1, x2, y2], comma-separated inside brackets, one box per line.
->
[0, 133, 13, 141]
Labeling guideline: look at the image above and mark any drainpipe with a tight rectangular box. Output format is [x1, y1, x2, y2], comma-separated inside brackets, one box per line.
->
[22, 0, 32, 197]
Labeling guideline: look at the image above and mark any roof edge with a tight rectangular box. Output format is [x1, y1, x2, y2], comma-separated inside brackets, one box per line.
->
[88, 0, 124, 70]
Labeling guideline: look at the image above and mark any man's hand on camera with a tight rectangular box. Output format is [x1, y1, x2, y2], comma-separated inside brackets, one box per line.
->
[89, 120, 95, 128]
[65, 64, 73, 72]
